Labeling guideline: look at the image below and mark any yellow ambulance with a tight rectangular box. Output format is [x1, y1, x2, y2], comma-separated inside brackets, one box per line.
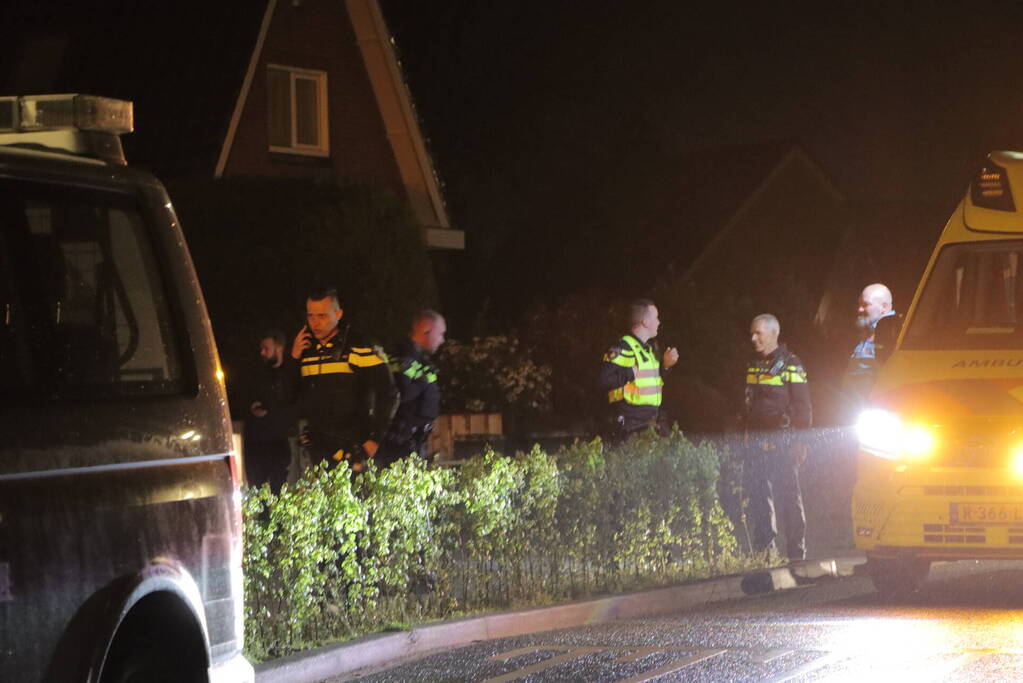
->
[852, 151, 1023, 596]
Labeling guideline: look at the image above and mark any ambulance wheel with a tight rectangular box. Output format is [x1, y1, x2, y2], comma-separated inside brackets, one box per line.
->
[866, 555, 930, 598]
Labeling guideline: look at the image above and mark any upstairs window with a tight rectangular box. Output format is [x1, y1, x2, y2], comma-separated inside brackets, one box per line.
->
[267, 65, 329, 156]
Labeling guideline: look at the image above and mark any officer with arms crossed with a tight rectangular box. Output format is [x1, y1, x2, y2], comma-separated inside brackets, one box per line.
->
[378, 309, 447, 468]
[743, 313, 812, 562]
[291, 287, 397, 472]
[599, 299, 679, 440]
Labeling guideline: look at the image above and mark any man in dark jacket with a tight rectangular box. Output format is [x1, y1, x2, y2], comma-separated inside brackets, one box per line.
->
[378, 310, 446, 467]
[243, 329, 296, 492]
[843, 282, 901, 417]
[743, 313, 812, 561]
[290, 287, 397, 472]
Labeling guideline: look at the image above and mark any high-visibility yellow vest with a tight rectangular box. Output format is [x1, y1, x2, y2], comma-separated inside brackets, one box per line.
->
[607, 335, 663, 407]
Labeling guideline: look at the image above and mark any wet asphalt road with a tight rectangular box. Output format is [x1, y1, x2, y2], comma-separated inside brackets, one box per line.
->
[333, 560, 1023, 682]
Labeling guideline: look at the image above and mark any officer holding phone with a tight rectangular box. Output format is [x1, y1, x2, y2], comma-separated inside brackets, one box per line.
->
[291, 287, 397, 472]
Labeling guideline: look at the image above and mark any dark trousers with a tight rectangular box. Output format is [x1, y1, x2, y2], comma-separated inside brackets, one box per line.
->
[603, 408, 658, 446]
[375, 436, 428, 469]
[245, 439, 291, 493]
[744, 436, 806, 560]
[304, 431, 366, 472]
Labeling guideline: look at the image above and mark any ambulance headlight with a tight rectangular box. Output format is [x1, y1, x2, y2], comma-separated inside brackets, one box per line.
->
[856, 408, 937, 462]
[1011, 444, 1023, 479]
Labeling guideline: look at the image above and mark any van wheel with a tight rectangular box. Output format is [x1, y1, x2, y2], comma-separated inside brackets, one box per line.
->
[101, 622, 206, 683]
[866, 555, 931, 598]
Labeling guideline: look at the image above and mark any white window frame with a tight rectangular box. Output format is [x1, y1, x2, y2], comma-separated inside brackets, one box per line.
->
[267, 64, 329, 157]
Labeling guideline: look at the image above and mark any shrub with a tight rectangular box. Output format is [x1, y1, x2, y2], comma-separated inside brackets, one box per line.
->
[242, 431, 757, 660]
[434, 334, 552, 413]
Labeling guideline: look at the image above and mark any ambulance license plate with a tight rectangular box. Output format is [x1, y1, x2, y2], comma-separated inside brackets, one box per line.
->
[951, 503, 1023, 525]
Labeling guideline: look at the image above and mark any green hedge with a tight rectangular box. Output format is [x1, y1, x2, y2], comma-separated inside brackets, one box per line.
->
[242, 430, 756, 660]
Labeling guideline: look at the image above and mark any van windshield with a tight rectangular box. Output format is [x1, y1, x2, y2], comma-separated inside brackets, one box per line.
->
[903, 240, 1023, 350]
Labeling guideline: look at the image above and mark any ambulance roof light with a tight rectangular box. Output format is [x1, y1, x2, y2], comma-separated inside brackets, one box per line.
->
[970, 158, 1016, 213]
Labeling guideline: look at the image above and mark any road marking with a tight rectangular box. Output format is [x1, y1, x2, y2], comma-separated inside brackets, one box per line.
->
[763, 651, 846, 682]
[614, 647, 667, 663]
[615, 649, 727, 682]
[751, 648, 794, 664]
[483, 646, 604, 682]
[480, 643, 1015, 683]
[485, 645, 728, 682]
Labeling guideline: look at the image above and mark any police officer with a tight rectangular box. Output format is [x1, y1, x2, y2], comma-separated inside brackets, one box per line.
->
[843, 282, 900, 414]
[599, 299, 679, 440]
[743, 313, 812, 561]
[378, 310, 446, 468]
[291, 287, 397, 472]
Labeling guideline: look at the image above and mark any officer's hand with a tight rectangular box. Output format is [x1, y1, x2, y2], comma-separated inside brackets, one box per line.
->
[250, 401, 268, 418]
[292, 325, 312, 359]
[363, 440, 379, 458]
[663, 346, 679, 369]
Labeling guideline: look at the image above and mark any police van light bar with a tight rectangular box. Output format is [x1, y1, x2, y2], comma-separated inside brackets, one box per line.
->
[970, 159, 1016, 212]
[0, 94, 133, 135]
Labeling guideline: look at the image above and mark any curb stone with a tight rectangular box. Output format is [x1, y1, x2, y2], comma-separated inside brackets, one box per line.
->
[254, 554, 864, 683]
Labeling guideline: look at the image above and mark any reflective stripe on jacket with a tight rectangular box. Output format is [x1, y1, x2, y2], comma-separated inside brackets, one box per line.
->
[744, 344, 812, 430]
[606, 334, 663, 407]
[387, 336, 441, 437]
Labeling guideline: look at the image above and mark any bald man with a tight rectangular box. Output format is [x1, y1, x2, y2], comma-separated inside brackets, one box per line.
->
[845, 283, 900, 407]
[378, 310, 447, 467]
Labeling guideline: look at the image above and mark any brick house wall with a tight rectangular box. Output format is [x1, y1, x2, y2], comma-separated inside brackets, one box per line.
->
[223, 0, 405, 195]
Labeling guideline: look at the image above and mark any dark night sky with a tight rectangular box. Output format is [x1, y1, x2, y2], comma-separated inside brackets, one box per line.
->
[382, 1, 1023, 290]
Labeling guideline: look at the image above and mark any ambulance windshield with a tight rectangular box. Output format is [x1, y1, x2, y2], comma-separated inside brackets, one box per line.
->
[903, 240, 1023, 350]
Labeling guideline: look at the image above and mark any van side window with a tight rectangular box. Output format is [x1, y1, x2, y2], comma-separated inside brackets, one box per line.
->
[0, 180, 185, 397]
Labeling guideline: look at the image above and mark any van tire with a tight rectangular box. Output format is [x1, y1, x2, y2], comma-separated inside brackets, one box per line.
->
[101, 632, 206, 683]
[100, 602, 207, 683]
[866, 555, 930, 598]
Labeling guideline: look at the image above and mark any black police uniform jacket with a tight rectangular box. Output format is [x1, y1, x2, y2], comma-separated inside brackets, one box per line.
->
[744, 344, 812, 431]
[293, 324, 398, 443]
[388, 336, 441, 443]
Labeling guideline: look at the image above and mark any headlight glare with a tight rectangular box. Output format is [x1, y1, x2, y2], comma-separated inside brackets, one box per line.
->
[856, 409, 937, 462]
[901, 425, 937, 461]
[1011, 444, 1023, 479]
[856, 409, 902, 457]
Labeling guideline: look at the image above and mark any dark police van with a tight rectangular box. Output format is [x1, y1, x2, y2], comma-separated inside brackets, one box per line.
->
[0, 95, 253, 682]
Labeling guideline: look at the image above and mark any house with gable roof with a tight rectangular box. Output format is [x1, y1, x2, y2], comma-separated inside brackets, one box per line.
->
[0, 0, 462, 250]
[550, 142, 853, 432]
[593, 141, 848, 303]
